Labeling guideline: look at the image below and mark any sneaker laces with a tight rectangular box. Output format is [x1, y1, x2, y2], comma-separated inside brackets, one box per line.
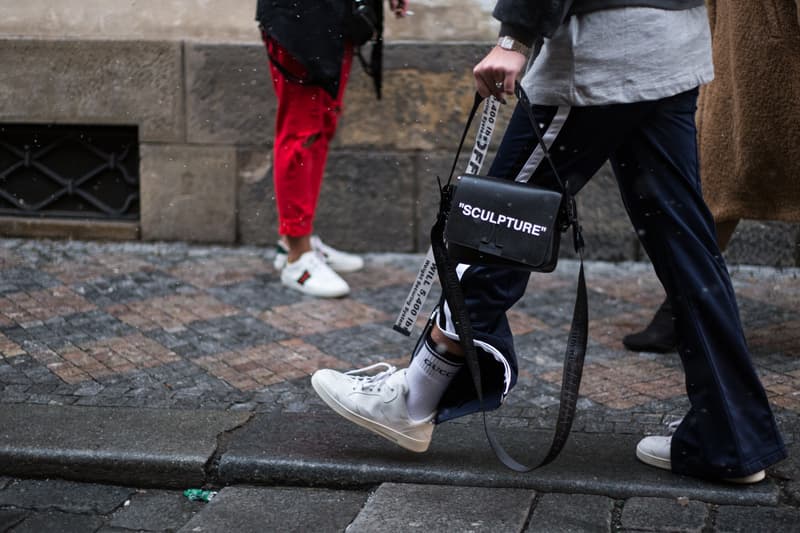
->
[346, 362, 398, 392]
[666, 418, 683, 434]
[310, 235, 331, 256]
[292, 249, 330, 271]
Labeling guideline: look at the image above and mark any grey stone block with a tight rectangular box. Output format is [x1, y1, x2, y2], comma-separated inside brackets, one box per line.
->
[236, 148, 277, 246]
[0, 509, 27, 532]
[186, 43, 276, 146]
[140, 144, 237, 243]
[177, 486, 367, 533]
[620, 497, 708, 532]
[185, 42, 488, 151]
[9, 511, 104, 533]
[333, 45, 485, 151]
[348, 483, 535, 533]
[0, 39, 184, 143]
[723, 220, 800, 267]
[236, 149, 415, 251]
[0, 404, 250, 487]
[0, 479, 133, 514]
[109, 490, 202, 531]
[525, 493, 614, 532]
[714, 505, 800, 532]
[313, 150, 416, 253]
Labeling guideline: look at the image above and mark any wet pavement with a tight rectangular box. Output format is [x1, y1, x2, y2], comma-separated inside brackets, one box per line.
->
[0, 237, 799, 531]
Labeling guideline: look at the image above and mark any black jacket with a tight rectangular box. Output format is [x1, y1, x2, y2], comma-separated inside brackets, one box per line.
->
[256, 0, 349, 97]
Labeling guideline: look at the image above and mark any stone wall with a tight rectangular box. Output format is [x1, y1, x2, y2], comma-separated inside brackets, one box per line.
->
[0, 3, 797, 265]
[0, 0, 499, 42]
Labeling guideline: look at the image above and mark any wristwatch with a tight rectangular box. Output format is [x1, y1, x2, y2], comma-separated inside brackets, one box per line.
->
[497, 36, 531, 56]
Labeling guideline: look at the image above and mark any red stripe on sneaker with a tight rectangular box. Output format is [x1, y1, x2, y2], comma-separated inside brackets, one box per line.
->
[297, 270, 311, 285]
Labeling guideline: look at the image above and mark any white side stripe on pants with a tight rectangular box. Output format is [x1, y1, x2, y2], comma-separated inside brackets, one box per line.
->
[515, 106, 571, 184]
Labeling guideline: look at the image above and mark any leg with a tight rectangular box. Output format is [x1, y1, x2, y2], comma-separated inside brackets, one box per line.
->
[621, 220, 739, 354]
[433, 99, 653, 421]
[611, 89, 786, 479]
[266, 37, 353, 297]
[267, 38, 329, 247]
[310, 99, 651, 450]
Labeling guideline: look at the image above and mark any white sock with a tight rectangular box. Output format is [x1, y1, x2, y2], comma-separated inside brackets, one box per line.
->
[406, 338, 464, 422]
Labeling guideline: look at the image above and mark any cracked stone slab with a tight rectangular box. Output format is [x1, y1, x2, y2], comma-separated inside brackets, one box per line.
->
[0, 479, 134, 514]
[177, 486, 367, 533]
[348, 483, 535, 533]
[0, 404, 250, 487]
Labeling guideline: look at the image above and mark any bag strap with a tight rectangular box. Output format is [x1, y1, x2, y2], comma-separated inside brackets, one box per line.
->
[354, 0, 384, 99]
[434, 84, 588, 472]
[446, 84, 569, 196]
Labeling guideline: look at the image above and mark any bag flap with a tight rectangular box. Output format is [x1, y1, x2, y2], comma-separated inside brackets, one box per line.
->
[447, 174, 563, 266]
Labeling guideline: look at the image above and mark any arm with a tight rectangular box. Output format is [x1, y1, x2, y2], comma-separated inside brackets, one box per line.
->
[389, 0, 408, 18]
[474, 0, 572, 100]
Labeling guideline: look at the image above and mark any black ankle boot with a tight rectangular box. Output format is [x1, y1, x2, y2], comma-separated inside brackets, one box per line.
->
[623, 299, 677, 353]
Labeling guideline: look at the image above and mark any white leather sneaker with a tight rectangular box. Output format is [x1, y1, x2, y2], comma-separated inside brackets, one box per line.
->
[310, 235, 364, 272]
[636, 430, 766, 484]
[311, 363, 434, 452]
[280, 250, 350, 298]
[273, 236, 364, 273]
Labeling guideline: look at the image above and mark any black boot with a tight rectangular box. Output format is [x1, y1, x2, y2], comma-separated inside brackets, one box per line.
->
[623, 299, 677, 353]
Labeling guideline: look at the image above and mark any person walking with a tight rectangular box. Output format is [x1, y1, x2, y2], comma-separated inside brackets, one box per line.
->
[310, 0, 787, 484]
[623, 0, 800, 353]
[256, 0, 408, 298]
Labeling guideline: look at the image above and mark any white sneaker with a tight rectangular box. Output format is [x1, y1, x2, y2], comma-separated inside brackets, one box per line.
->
[273, 236, 364, 273]
[280, 250, 350, 298]
[636, 421, 766, 484]
[310, 235, 364, 272]
[311, 363, 434, 452]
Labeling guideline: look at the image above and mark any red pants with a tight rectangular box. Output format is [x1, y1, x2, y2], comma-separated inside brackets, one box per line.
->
[265, 37, 353, 237]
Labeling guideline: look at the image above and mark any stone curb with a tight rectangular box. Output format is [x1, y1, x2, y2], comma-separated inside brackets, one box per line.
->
[0, 405, 780, 506]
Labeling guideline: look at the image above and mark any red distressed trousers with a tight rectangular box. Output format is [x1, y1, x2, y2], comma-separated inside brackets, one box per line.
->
[265, 36, 353, 237]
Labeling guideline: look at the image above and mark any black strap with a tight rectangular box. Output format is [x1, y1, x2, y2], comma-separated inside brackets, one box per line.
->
[355, 0, 384, 99]
[433, 85, 588, 472]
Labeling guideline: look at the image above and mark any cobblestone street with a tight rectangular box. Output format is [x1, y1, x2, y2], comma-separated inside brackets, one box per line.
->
[2, 239, 799, 442]
[1, 239, 800, 532]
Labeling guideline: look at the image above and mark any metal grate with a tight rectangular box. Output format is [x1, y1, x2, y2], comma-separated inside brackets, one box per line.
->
[0, 124, 139, 220]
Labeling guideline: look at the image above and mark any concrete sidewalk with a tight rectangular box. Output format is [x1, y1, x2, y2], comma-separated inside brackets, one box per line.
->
[0, 238, 799, 530]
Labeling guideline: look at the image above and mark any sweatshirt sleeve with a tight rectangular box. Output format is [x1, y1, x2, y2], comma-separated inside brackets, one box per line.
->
[493, 0, 573, 44]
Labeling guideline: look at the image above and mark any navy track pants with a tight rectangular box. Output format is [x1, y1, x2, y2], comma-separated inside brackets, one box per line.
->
[433, 88, 786, 479]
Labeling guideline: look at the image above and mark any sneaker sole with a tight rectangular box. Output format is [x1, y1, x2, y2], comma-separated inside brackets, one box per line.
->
[280, 276, 349, 298]
[723, 470, 766, 484]
[311, 373, 430, 453]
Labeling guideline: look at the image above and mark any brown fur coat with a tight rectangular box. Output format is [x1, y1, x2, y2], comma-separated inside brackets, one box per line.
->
[697, 0, 800, 223]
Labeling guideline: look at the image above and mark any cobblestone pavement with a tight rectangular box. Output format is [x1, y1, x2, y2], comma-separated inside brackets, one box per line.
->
[1, 238, 799, 445]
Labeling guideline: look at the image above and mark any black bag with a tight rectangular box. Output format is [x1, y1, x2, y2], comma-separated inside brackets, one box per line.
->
[346, 0, 381, 46]
[347, 0, 385, 99]
[446, 175, 564, 272]
[444, 83, 576, 273]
